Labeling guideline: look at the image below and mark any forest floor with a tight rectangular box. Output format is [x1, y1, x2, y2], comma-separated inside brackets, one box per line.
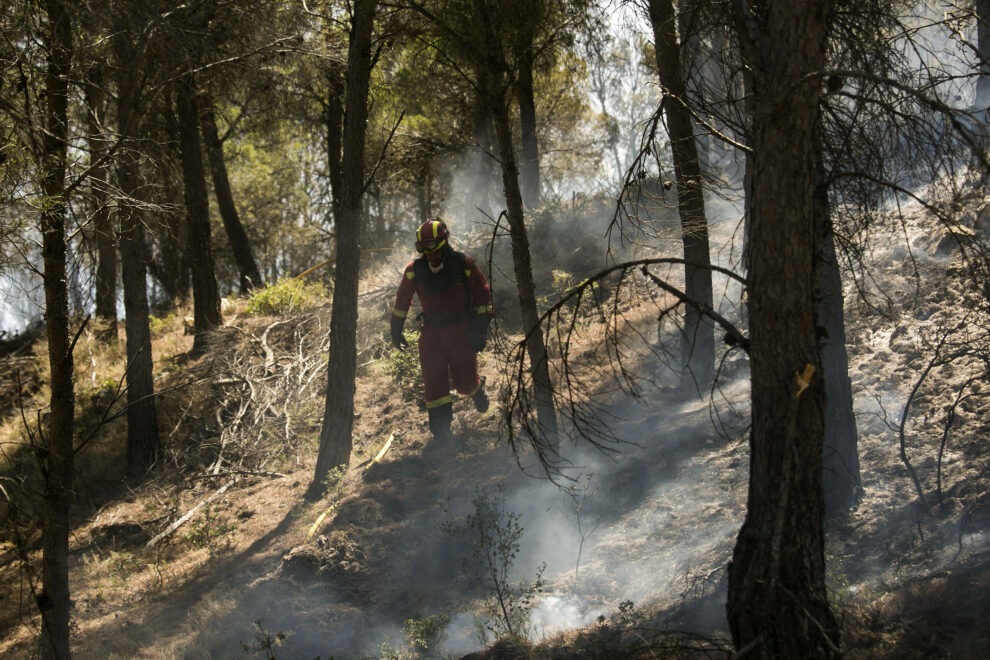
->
[0, 201, 989, 659]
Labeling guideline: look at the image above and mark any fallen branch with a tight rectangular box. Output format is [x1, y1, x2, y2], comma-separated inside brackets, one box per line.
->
[187, 468, 286, 481]
[146, 481, 233, 549]
[260, 320, 290, 373]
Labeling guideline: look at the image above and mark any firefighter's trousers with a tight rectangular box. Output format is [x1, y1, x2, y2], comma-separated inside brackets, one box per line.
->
[419, 320, 481, 409]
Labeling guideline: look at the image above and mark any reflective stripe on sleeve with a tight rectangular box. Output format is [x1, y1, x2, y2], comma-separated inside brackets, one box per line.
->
[475, 304, 492, 314]
[405, 271, 415, 279]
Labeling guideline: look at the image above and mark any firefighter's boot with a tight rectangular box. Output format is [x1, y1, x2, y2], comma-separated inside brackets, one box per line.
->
[472, 376, 489, 413]
[428, 402, 453, 444]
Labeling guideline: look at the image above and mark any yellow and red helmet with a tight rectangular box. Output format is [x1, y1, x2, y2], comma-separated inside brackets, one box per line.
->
[415, 218, 449, 254]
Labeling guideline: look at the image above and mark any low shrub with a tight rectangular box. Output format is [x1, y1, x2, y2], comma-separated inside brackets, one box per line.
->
[381, 327, 421, 400]
[403, 613, 450, 658]
[245, 278, 328, 316]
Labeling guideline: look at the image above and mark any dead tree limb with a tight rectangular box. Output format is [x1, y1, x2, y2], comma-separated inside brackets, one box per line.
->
[146, 481, 233, 549]
[640, 265, 748, 352]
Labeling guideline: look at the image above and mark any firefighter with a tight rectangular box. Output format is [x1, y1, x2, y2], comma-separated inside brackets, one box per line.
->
[390, 218, 493, 443]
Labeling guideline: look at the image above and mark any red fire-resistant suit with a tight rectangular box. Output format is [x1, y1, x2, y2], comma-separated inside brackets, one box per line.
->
[391, 250, 492, 409]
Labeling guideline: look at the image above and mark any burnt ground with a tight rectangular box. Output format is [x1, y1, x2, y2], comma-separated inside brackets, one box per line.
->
[0, 207, 989, 658]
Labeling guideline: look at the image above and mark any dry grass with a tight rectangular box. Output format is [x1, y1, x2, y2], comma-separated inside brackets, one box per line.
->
[1, 202, 989, 658]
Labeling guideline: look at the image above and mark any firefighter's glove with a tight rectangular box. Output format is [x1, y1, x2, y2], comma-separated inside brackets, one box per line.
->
[390, 315, 409, 350]
[469, 314, 491, 353]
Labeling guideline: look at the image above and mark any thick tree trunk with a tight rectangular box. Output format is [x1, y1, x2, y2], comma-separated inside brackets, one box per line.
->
[814, 143, 861, 516]
[175, 74, 222, 355]
[470, 83, 498, 221]
[154, 207, 190, 305]
[39, 3, 73, 657]
[476, 0, 558, 441]
[84, 65, 118, 344]
[157, 109, 191, 305]
[325, 66, 344, 220]
[977, 0, 990, 108]
[114, 21, 159, 477]
[417, 169, 433, 220]
[200, 94, 262, 293]
[727, 3, 840, 657]
[308, 0, 378, 499]
[648, 0, 715, 395]
[726, 3, 840, 658]
[517, 51, 540, 209]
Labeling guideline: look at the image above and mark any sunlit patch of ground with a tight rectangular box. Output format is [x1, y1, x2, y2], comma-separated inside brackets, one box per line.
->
[1, 198, 989, 658]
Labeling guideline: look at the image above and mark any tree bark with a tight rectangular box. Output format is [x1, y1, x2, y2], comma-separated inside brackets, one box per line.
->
[175, 73, 222, 355]
[517, 49, 540, 209]
[469, 81, 498, 221]
[325, 65, 344, 220]
[726, 3, 841, 657]
[84, 64, 118, 344]
[154, 206, 191, 305]
[648, 0, 715, 395]
[38, 3, 74, 657]
[977, 0, 990, 109]
[476, 0, 558, 441]
[814, 140, 861, 516]
[114, 16, 159, 477]
[200, 93, 262, 293]
[308, 0, 378, 499]
[158, 108, 191, 305]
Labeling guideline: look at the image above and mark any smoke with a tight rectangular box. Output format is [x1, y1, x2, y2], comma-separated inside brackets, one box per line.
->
[178, 373, 750, 660]
[479, 382, 750, 641]
[529, 593, 600, 640]
[0, 269, 44, 336]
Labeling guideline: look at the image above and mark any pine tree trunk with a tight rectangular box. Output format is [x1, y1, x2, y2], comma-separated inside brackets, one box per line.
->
[39, 3, 74, 656]
[470, 82, 498, 221]
[726, 4, 840, 657]
[157, 114, 192, 305]
[814, 141, 861, 515]
[155, 203, 191, 305]
[476, 0, 558, 441]
[84, 65, 118, 344]
[517, 51, 540, 209]
[175, 74, 222, 355]
[309, 0, 378, 498]
[325, 66, 344, 219]
[648, 0, 715, 395]
[114, 20, 159, 477]
[977, 0, 990, 108]
[200, 94, 262, 293]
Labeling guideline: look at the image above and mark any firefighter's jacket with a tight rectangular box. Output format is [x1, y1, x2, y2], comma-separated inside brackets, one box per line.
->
[391, 250, 492, 408]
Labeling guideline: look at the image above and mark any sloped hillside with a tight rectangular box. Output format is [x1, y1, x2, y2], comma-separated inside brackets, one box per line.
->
[1, 198, 989, 659]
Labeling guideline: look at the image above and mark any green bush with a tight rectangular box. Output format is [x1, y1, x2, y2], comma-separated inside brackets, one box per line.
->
[149, 312, 176, 335]
[245, 278, 328, 316]
[321, 464, 347, 499]
[403, 613, 450, 658]
[443, 486, 545, 645]
[382, 327, 421, 400]
[184, 507, 236, 556]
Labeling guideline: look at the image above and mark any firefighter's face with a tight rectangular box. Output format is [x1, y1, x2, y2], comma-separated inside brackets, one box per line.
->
[426, 247, 444, 267]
